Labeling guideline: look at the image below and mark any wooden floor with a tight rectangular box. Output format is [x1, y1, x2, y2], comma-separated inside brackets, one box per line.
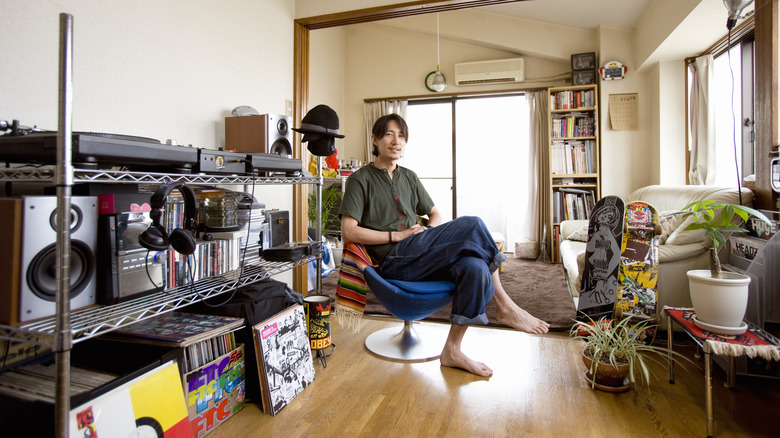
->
[211, 316, 780, 437]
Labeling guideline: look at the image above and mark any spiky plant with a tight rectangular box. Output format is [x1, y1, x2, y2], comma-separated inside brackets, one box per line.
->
[570, 316, 693, 389]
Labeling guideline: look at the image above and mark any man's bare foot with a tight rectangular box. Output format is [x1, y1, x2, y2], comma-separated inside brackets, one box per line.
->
[496, 303, 550, 334]
[440, 346, 493, 377]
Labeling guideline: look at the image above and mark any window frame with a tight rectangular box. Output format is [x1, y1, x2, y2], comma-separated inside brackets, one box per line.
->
[685, 19, 755, 185]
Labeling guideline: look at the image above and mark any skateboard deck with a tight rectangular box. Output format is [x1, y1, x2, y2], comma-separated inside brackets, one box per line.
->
[576, 195, 626, 321]
[613, 201, 661, 342]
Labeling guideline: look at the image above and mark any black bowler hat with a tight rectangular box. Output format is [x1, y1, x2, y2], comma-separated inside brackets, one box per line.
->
[293, 104, 345, 141]
[293, 104, 344, 156]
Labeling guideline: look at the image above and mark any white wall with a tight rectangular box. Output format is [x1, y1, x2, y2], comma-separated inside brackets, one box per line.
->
[657, 60, 688, 186]
[596, 25, 652, 199]
[1, 0, 293, 149]
[302, 2, 730, 200]
[332, 15, 578, 162]
[1, 0, 297, 284]
[308, 26, 347, 168]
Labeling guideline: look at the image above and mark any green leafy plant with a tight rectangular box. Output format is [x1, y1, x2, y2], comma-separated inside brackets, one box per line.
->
[676, 200, 770, 278]
[308, 185, 343, 236]
[570, 316, 693, 389]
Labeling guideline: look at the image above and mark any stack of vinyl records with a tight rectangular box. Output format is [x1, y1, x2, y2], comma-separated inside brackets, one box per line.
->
[0, 363, 117, 403]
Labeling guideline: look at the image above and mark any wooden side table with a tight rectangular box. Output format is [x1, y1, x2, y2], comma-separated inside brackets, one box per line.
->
[664, 307, 780, 438]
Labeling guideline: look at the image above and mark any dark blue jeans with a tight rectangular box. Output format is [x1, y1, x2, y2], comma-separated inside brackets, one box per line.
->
[378, 216, 506, 326]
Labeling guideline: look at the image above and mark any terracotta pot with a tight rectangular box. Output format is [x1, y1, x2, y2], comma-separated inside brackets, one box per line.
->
[582, 352, 630, 388]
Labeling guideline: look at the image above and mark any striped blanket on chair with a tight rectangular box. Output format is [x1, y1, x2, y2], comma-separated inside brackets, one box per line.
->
[335, 242, 375, 332]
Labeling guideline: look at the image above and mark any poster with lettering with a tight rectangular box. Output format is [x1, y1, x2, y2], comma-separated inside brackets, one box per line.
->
[252, 304, 316, 415]
[183, 345, 246, 437]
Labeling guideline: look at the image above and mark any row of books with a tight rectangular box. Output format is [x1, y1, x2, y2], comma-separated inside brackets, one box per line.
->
[552, 224, 563, 263]
[551, 140, 597, 174]
[552, 188, 596, 223]
[550, 89, 596, 110]
[167, 237, 244, 287]
[551, 113, 595, 138]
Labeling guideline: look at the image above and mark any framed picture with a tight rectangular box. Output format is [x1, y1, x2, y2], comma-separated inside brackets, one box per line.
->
[573, 69, 596, 86]
[571, 52, 596, 71]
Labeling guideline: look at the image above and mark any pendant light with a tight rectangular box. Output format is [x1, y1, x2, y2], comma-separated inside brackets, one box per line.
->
[723, 0, 753, 30]
[425, 13, 447, 92]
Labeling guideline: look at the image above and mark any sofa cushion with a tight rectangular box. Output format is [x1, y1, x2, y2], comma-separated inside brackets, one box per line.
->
[659, 241, 708, 263]
[629, 185, 753, 213]
[565, 224, 589, 242]
[560, 219, 588, 242]
[665, 215, 707, 245]
[559, 239, 586, 296]
[658, 210, 684, 244]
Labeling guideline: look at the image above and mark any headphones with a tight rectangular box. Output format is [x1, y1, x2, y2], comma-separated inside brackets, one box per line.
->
[139, 182, 199, 255]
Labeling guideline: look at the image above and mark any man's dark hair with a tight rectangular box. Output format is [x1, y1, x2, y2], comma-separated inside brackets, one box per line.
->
[371, 114, 409, 157]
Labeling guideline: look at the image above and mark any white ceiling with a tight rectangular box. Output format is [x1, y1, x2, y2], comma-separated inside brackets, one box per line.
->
[470, 0, 756, 68]
[481, 0, 654, 31]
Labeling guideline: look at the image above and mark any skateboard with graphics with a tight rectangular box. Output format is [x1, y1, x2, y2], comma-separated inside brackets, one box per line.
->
[613, 201, 661, 343]
[576, 195, 626, 322]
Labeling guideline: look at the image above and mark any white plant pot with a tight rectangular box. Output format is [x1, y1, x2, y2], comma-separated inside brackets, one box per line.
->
[687, 269, 750, 328]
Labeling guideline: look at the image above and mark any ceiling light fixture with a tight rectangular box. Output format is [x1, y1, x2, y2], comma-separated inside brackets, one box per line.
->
[425, 13, 447, 92]
[723, 0, 754, 30]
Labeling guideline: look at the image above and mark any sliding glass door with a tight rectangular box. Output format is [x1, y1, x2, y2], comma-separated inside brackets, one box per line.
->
[404, 94, 533, 247]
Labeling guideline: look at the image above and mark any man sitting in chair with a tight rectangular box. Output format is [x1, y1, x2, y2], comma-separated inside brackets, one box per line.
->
[339, 114, 550, 377]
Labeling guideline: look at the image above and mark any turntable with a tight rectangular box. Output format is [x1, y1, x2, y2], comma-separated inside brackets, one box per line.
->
[0, 131, 199, 172]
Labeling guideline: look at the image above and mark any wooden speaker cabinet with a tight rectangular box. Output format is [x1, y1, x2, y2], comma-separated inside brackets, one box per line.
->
[225, 114, 292, 156]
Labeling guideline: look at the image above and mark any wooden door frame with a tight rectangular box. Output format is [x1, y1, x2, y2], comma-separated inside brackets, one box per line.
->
[290, 0, 528, 292]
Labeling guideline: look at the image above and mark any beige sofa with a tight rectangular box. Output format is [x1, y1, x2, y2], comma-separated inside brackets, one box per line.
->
[559, 185, 754, 327]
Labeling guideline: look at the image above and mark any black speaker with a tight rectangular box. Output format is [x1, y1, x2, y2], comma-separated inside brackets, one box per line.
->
[139, 182, 199, 255]
[0, 196, 98, 325]
[264, 114, 293, 157]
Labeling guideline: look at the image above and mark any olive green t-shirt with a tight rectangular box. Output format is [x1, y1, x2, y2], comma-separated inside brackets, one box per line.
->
[339, 163, 435, 263]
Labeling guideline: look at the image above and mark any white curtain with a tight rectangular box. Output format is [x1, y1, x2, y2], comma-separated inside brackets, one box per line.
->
[363, 100, 407, 162]
[529, 90, 550, 261]
[688, 54, 716, 185]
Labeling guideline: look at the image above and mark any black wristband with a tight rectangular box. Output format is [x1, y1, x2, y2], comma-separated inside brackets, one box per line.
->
[388, 231, 392, 243]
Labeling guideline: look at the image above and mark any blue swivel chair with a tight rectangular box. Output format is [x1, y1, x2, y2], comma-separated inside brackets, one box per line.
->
[362, 265, 456, 361]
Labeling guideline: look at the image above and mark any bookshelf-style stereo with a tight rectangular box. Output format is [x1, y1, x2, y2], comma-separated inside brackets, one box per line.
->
[97, 212, 166, 304]
[0, 196, 98, 325]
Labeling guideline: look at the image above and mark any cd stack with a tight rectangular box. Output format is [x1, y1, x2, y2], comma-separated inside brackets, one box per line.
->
[199, 189, 241, 232]
[237, 193, 266, 259]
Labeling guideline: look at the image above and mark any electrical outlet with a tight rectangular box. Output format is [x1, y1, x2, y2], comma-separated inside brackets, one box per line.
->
[285, 99, 293, 117]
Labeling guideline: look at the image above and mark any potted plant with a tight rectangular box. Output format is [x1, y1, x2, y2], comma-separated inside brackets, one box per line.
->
[308, 185, 343, 237]
[570, 316, 693, 392]
[676, 200, 771, 331]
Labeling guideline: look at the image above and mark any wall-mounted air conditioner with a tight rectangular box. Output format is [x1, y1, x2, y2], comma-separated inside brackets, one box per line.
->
[454, 58, 525, 86]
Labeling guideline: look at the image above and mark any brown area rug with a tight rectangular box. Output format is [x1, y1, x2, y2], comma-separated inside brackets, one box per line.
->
[321, 257, 576, 331]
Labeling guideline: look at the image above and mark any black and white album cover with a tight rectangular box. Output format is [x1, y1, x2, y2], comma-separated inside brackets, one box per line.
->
[252, 304, 315, 415]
